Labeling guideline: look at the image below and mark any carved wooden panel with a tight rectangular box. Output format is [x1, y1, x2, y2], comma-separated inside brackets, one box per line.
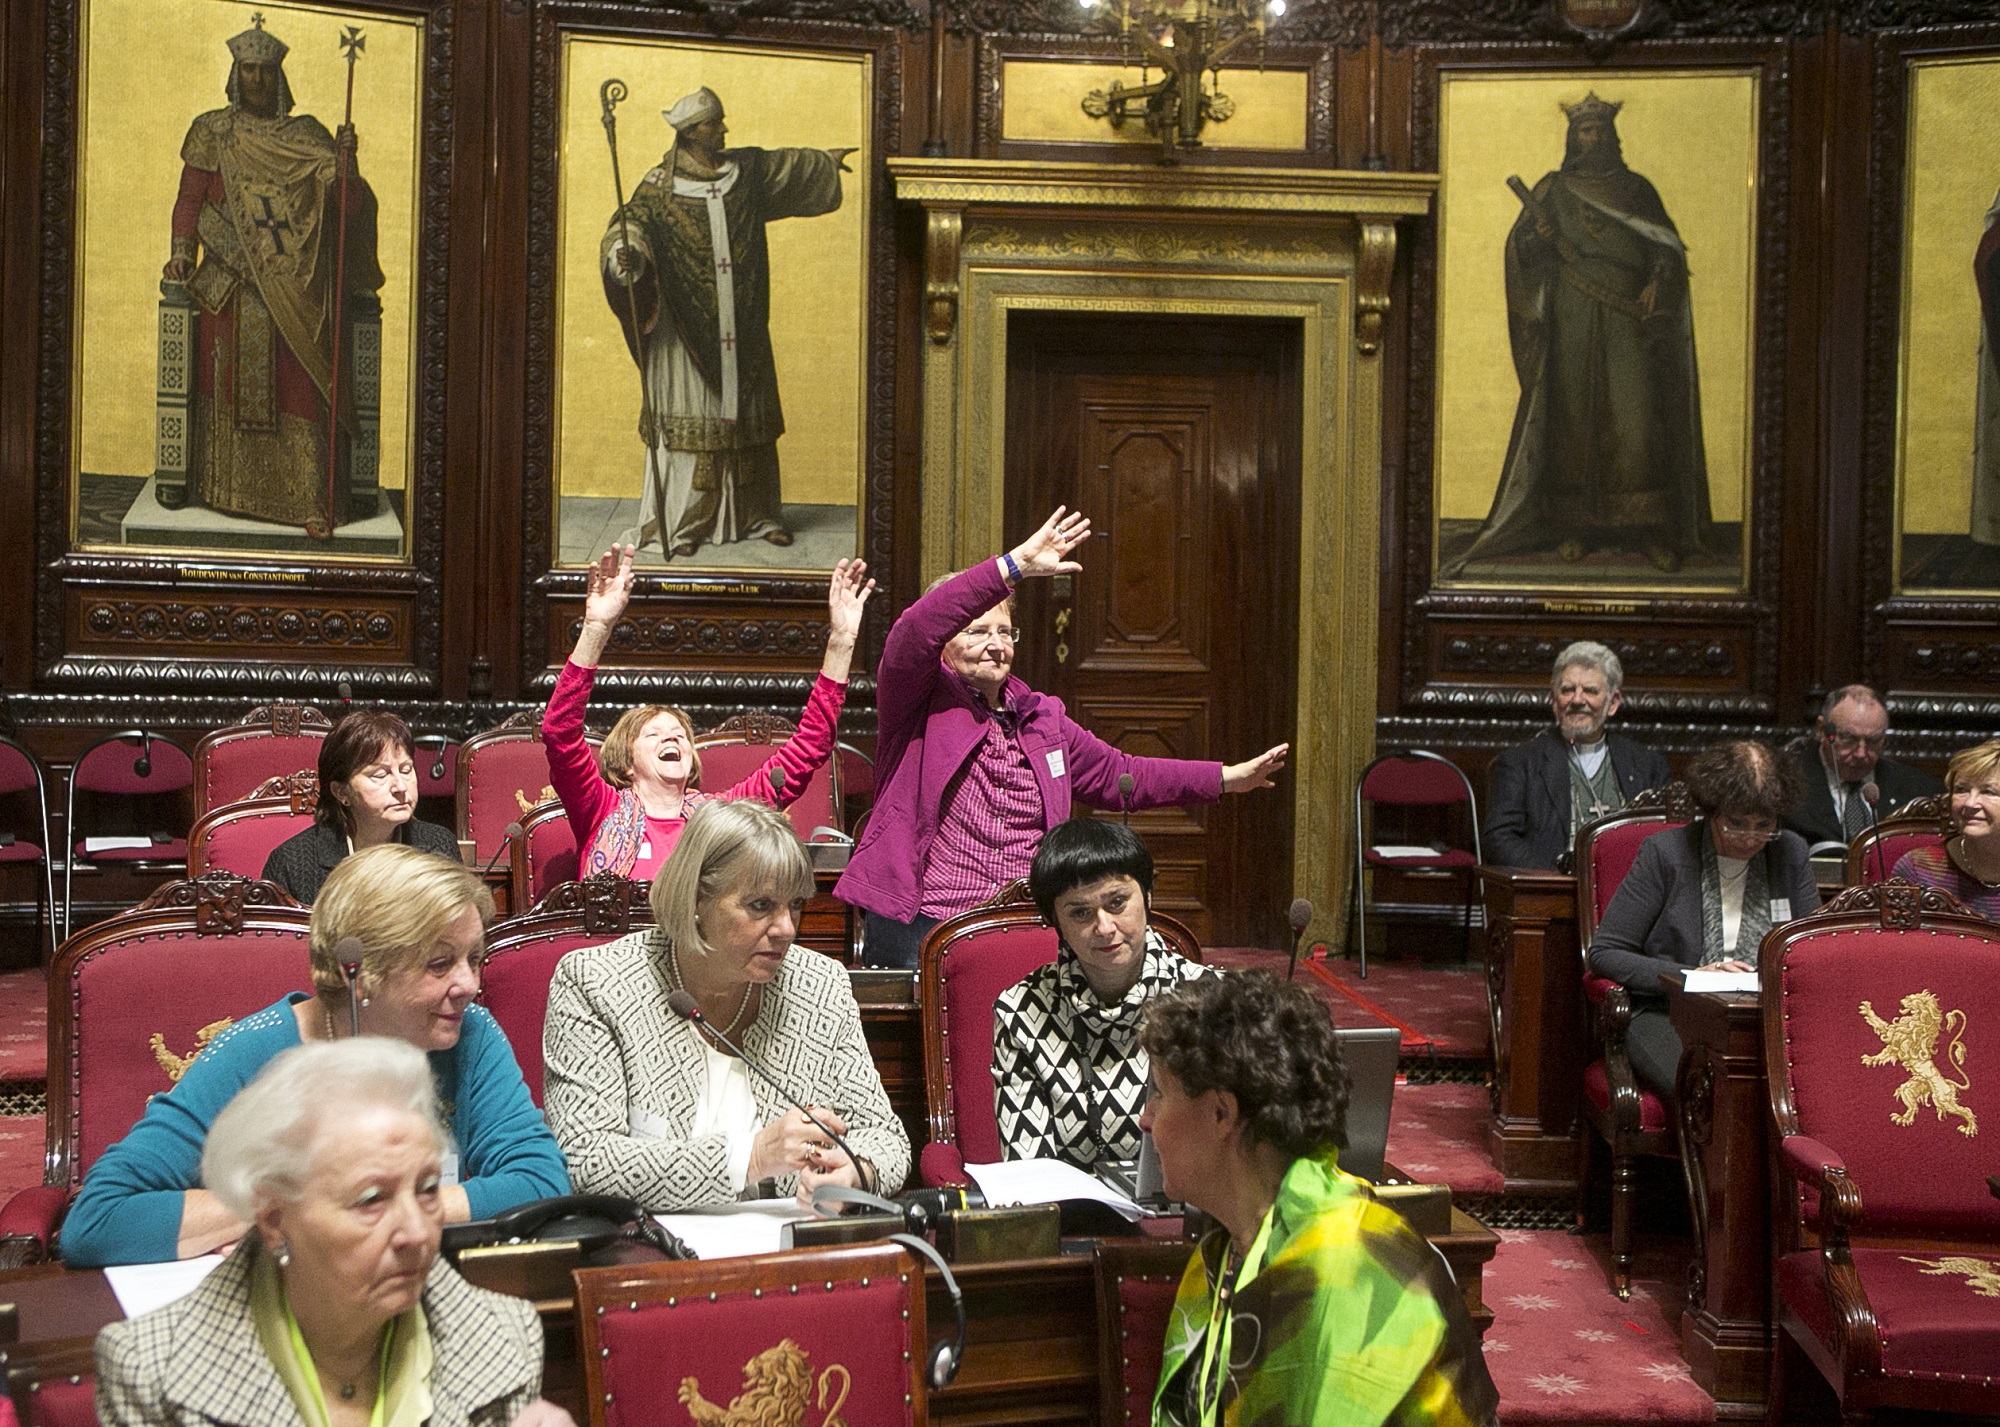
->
[1076, 405, 1208, 674]
[544, 599, 833, 673]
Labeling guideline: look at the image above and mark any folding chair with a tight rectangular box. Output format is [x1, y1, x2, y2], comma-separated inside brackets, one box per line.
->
[62, 732, 194, 944]
[1351, 750, 1481, 978]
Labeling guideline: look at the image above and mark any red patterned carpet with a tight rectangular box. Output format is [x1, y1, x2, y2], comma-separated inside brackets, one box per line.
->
[1207, 948, 1489, 1058]
[0, 967, 46, 1085]
[0, 1114, 43, 1202]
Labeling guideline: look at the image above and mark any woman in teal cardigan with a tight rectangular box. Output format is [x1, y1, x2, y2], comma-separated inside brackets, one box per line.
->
[61, 844, 569, 1267]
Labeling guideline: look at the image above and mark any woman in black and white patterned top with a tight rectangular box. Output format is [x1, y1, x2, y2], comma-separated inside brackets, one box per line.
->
[991, 819, 1211, 1168]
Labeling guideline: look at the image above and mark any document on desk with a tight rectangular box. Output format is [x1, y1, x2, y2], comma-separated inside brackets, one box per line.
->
[104, 1254, 226, 1317]
[1681, 969, 1760, 994]
[1370, 845, 1439, 860]
[964, 1158, 1144, 1221]
[655, 1201, 812, 1260]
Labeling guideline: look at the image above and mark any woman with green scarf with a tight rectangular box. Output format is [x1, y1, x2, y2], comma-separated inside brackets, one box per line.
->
[1139, 973, 1498, 1427]
[94, 1039, 573, 1427]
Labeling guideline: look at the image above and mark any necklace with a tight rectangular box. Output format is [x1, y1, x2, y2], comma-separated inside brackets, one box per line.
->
[1949, 837, 2000, 889]
[667, 943, 753, 1038]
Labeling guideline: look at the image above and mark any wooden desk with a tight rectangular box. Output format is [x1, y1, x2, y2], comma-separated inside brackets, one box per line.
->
[1477, 866, 1583, 1194]
[0, 1209, 1497, 1427]
[1666, 980, 1769, 1419]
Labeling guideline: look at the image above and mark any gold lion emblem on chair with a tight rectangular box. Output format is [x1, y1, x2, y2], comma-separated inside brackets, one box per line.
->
[677, 1338, 851, 1427]
[513, 785, 557, 817]
[1859, 991, 1977, 1137]
[150, 1018, 235, 1084]
[1900, 1254, 2000, 1298]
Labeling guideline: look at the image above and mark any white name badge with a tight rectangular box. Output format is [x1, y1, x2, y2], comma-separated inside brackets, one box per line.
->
[638, 840, 653, 861]
[439, 1152, 460, 1187]
[629, 1106, 674, 1142]
[1769, 898, 1791, 923]
[1045, 749, 1066, 779]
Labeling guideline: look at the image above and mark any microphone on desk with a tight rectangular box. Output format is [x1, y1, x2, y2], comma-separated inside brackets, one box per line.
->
[478, 821, 524, 881]
[1285, 897, 1314, 981]
[337, 680, 354, 707]
[666, 989, 866, 1191]
[336, 936, 367, 1035]
[1118, 773, 1134, 827]
[1862, 780, 1886, 884]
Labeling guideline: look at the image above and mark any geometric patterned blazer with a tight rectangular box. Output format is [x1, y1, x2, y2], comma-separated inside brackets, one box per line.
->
[94, 1242, 542, 1427]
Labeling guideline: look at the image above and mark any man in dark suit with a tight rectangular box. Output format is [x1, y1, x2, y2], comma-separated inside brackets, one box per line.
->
[1482, 641, 1672, 870]
[1781, 684, 1942, 852]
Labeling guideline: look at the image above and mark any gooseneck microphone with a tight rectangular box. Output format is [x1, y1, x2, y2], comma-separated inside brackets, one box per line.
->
[665, 989, 864, 1190]
[478, 821, 524, 881]
[767, 764, 787, 801]
[1118, 773, 1134, 827]
[132, 732, 153, 779]
[1862, 780, 1887, 885]
[335, 935, 367, 1035]
[1285, 897, 1314, 981]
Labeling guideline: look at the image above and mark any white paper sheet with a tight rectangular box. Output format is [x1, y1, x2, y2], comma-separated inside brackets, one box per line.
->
[103, 1254, 226, 1318]
[1681, 969, 1760, 994]
[963, 1157, 1144, 1221]
[654, 1201, 812, 1260]
[1370, 845, 1440, 860]
[81, 836, 154, 853]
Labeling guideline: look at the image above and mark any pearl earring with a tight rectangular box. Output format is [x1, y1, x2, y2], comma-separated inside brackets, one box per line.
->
[275, 1238, 293, 1269]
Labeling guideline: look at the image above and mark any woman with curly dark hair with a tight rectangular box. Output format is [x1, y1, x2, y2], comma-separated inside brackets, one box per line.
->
[1587, 739, 1819, 1096]
[1138, 973, 1498, 1427]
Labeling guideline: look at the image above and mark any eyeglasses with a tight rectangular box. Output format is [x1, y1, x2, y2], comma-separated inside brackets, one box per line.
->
[959, 624, 1021, 644]
[1824, 731, 1886, 754]
[1713, 816, 1780, 841]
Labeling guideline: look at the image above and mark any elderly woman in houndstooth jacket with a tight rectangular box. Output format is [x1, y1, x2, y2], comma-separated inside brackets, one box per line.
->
[543, 798, 909, 1209]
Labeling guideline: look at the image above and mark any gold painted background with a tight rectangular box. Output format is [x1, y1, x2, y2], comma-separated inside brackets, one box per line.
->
[1000, 60, 1309, 150]
[76, 0, 422, 493]
[1897, 55, 2000, 537]
[1434, 70, 1758, 529]
[554, 36, 868, 515]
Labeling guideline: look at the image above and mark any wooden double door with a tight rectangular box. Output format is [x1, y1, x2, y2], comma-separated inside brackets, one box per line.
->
[1003, 312, 1302, 948]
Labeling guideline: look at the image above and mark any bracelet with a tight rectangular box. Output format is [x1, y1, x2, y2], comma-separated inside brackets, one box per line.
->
[999, 551, 1022, 584]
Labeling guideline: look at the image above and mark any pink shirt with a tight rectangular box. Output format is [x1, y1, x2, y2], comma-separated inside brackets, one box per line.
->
[918, 710, 1047, 918]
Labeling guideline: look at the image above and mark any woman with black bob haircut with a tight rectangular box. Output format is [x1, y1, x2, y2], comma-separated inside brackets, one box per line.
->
[1586, 738, 1818, 1098]
[1139, 972, 1498, 1427]
[989, 818, 1209, 1168]
[262, 709, 460, 904]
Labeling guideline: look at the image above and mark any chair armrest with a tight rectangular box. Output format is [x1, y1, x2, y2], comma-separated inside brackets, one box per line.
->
[1779, 1134, 1865, 1235]
[1582, 972, 1617, 1007]
[0, 1185, 70, 1265]
[920, 1142, 973, 1190]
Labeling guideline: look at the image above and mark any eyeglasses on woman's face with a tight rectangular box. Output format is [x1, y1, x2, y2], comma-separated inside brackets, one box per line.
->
[957, 623, 1021, 645]
[1713, 815, 1780, 841]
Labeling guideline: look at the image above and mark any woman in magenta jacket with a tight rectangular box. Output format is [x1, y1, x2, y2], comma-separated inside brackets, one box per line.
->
[835, 508, 1289, 968]
[544, 545, 874, 881]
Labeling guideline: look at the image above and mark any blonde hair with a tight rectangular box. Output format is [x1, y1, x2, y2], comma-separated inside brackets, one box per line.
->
[650, 799, 813, 956]
[309, 843, 494, 999]
[202, 1038, 446, 1220]
[599, 706, 704, 791]
[1946, 739, 2000, 795]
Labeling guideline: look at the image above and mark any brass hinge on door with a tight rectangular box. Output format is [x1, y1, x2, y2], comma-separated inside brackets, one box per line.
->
[1054, 607, 1071, 665]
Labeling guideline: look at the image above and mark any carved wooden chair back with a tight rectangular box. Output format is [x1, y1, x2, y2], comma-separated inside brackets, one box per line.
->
[1093, 1240, 1193, 1426]
[1847, 792, 1954, 887]
[191, 704, 332, 815]
[693, 710, 842, 838]
[185, 771, 319, 880]
[509, 801, 580, 911]
[457, 714, 601, 865]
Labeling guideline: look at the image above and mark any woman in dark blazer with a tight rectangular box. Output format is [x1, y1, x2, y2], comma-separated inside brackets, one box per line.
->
[1587, 740, 1820, 1097]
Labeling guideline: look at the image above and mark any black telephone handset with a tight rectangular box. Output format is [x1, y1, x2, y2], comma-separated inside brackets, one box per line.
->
[441, 1194, 696, 1261]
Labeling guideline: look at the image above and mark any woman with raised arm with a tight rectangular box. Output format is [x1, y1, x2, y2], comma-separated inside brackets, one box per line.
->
[545, 547, 874, 881]
[835, 508, 1290, 969]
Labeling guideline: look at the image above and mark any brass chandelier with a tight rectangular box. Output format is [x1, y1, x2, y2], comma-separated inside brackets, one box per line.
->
[1078, 0, 1286, 161]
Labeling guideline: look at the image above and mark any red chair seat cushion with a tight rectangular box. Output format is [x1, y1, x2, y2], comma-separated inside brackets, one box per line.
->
[0, 841, 45, 863]
[1779, 1248, 2000, 1384]
[1581, 1058, 1669, 1132]
[73, 839, 188, 863]
[1361, 849, 1477, 870]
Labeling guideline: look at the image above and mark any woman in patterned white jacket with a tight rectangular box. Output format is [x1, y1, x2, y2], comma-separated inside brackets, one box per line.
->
[991, 818, 1212, 1168]
[543, 799, 908, 1209]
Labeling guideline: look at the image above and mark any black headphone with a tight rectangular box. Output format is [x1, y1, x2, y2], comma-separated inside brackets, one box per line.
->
[888, 1232, 964, 1390]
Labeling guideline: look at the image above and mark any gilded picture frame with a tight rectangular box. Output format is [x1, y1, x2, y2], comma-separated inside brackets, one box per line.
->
[1430, 67, 1761, 594]
[1890, 52, 2000, 596]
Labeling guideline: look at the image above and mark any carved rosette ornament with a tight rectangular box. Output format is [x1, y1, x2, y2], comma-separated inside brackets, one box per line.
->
[537, 872, 651, 935]
[135, 871, 299, 933]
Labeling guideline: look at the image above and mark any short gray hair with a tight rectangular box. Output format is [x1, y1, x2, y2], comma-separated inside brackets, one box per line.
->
[1820, 683, 1885, 721]
[1552, 640, 1623, 694]
[650, 799, 814, 957]
[201, 1038, 447, 1220]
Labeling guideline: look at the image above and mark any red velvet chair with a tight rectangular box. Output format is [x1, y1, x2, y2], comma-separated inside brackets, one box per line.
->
[0, 872, 311, 1265]
[1572, 781, 1693, 1298]
[694, 710, 842, 838]
[0, 737, 58, 961]
[5, 1340, 97, 1427]
[508, 801, 580, 911]
[1763, 879, 2000, 1420]
[916, 882, 1200, 1188]
[1350, 750, 1482, 978]
[62, 732, 195, 945]
[1094, 1240, 1193, 1426]
[575, 1241, 929, 1427]
[1846, 792, 1952, 886]
[184, 771, 318, 880]
[478, 874, 651, 1106]
[457, 715, 602, 868]
[190, 703, 331, 815]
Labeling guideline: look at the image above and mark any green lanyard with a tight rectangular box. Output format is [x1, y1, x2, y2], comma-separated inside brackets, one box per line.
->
[285, 1308, 396, 1427]
[1193, 1209, 1274, 1427]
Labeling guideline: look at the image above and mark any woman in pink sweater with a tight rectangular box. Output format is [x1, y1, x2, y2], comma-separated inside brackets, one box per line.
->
[544, 545, 874, 881]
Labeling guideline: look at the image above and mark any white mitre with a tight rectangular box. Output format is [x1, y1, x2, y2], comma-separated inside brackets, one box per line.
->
[663, 87, 723, 131]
